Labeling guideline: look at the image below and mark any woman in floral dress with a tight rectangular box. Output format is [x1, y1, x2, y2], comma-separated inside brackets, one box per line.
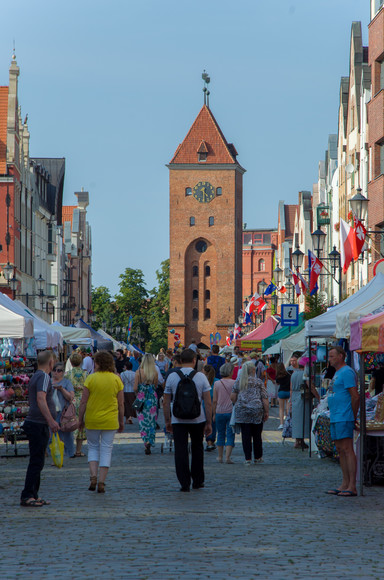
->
[65, 352, 88, 457]
[133, 354, 158, 455]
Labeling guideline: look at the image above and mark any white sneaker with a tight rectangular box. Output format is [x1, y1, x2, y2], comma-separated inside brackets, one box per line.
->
[254, 458, 264, 464]
[278, 424, 284, 430]
[244, 460, 252, 465]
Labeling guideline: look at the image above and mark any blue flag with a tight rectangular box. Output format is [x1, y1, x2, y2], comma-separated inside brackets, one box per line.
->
[244, 311, 252, 324]
[264, 282, 277, 296]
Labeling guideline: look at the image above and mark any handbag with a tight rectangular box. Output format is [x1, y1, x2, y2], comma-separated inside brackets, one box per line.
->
[60, 402, 79, 432]
[132, 396, 145, 413]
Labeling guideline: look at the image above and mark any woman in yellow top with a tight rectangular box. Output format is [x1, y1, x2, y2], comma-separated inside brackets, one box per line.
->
[78, 351, 124, 493]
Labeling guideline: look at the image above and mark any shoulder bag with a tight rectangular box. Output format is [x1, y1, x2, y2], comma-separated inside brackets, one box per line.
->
[60, 402, 79, 432]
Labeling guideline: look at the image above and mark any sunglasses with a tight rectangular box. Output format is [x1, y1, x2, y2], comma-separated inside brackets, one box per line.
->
[53, 368, 64, 373]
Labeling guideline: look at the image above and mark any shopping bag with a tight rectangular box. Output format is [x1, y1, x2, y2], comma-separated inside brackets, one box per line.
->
[60, 402, 79, 432]
[49, 432, 64, 468]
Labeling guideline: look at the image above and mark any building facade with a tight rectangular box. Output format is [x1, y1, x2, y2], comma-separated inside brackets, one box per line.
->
[168, 104, 244, 348]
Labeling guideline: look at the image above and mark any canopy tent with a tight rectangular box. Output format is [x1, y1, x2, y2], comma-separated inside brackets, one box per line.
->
[336, 292, 384, 339]
[75, 319, 113, 350]
[305, 273, 384, 338]
[361, 311, 384, 352]
[0, 294, 34, 338]
[235, 317, 279, 350]
[0, 303, 34, 338]
[262, 313, 305, 352]
[97, 329, 126, 351]
[51, 322, 93, 346]
[15, 300, 62, 350]
[350, 309, 384, 351]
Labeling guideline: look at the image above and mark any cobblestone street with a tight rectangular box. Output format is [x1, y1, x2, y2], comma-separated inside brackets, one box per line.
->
[1, 411, 383, 579]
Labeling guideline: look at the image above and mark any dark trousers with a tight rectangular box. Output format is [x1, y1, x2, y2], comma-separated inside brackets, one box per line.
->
[172, 422, 205, 488]
[21, 421, 50, 501]
[240, 422, 263, 461]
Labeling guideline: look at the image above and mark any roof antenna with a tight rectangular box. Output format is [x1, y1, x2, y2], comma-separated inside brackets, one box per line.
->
[12, 39, 16, 60]
[202, 70, 211, 107]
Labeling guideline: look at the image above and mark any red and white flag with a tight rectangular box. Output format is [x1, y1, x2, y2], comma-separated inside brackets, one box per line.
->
[278, 285, 287, 294]
[309, 250, 324, 294]
[353, 216, 367, 260]
[290, 269, 302, 296]
[226, 336, 231, 346]
[296, 269, 308, 293]
[234, 323, 241, 339]
[340, 218, 358, 273]
[245, 292, 266, 315]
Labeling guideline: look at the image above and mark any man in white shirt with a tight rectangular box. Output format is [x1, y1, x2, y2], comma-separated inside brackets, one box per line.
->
[164, 349, 212, 492]
[80, 348, 94, 375]
[188, 339, 198, 353]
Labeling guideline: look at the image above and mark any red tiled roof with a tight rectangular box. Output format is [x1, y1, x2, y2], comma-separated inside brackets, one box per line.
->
[62, 205, 76, 227]
[170, 105, 237, 164]
[0, 87, 9, 173]
[284, 205, 298, 239]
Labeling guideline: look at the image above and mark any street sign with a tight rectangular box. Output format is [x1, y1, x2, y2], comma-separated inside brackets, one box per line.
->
[373, 259, 384, 277]
[281, 304, 299, 326]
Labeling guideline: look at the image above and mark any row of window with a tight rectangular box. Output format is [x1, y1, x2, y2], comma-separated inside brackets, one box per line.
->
[190, 216, 214, 227]
[186, 187, 222, 196]
[192, 289, 210, 300]
[192, 265, 210, 276]
[192, 308, 210, 320]
[243, 233, 272, 246]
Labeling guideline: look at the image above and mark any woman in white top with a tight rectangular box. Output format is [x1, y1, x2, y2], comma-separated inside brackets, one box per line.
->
[213, 362, 236, 463]
[120, 361, 136, 424]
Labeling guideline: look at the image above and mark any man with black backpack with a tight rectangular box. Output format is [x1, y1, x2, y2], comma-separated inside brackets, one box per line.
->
[163, 348, 212, 492]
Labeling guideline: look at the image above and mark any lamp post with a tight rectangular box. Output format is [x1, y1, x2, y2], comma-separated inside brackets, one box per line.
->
[259, 278, 267, 322]
[2, 262, 13, 283]
[272, 265, 282, 315]
[285, 280, 294, 303]
[328, 246, 342, 304]
[292, 246, 304, 271]
[311, 228, 327, 258]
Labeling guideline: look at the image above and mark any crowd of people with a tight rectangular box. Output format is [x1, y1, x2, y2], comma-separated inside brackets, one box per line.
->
[19, 341, 360, 504]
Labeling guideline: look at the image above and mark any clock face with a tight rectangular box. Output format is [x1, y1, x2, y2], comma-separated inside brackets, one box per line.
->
[192, 181, 215, 203]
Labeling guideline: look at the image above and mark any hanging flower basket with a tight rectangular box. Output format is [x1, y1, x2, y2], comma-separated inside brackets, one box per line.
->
[334, 222, 340, 232]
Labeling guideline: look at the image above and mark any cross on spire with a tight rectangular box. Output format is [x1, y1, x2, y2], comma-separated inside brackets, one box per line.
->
[202, 70, 211, 107]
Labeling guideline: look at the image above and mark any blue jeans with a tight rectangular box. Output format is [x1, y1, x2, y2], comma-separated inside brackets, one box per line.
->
[215, 413, 235, 447]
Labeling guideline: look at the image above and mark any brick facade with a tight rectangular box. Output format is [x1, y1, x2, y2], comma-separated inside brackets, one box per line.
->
[168, 105, 244, 348]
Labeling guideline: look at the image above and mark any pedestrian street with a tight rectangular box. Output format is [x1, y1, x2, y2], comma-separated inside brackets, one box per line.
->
[1, 409, 383, 580]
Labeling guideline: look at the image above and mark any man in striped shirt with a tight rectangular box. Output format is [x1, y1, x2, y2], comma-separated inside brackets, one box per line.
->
[20, 351, 59, 507]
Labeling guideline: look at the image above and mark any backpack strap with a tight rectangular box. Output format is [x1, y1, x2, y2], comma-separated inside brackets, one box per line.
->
[175, 369, 197, 381]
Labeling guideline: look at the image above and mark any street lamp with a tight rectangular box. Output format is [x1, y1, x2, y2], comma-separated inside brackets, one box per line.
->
[286, 280, 294, 303]
[328, 246, 342, 304]
[292, 247, 304, 270]
[273, 265, 282, 286]
[350, 188, 368, 223]
[10, 275, 18, 298]
[2, 262, 13, 282]
[259, 278, 267, 295]
[311, 228, 326, 257]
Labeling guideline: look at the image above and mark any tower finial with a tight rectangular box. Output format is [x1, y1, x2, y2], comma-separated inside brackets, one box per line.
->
[202, 70, 211, 107]
[12, 39, 16, 60]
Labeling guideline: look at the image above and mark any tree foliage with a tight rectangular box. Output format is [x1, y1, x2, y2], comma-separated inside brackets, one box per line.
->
[304, 292, 328, 320]
[146, 259, 170, 353]
[90, 286, 114, 331]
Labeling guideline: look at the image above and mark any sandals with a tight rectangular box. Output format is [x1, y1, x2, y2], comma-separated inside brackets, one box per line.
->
[71, 452, 85, 458]
[97, 482, 105, 494]
[20, 498, 44, 507]
[89, 476, 97, 491]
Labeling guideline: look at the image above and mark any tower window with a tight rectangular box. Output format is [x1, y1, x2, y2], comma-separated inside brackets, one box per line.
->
[192, 308, 198, 320]
[190, 216, 195, 226]
[205, 308, 211, 320]
[185, 187, 192, 196]
[258, 259, 265, 272]
[198, 152, 207, 162]
[195, 240, 207, 253]
[192, 265, 198, 277]
[209, 216, 214, 227]
[205, 265, 210, 277]
[216, 187, 222, 196]
[193, 289, 198, 301]
[205, 289, 210, 300]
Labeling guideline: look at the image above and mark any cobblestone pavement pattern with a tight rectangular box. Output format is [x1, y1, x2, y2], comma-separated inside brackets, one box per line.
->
[1, 410, 383, 579]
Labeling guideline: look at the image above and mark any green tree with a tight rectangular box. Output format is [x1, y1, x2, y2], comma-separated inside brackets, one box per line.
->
[115, 268, 149, 346]
[304, 292, 328, 320]
[91, 286, 114, 331]
[146, 259, 170, 353]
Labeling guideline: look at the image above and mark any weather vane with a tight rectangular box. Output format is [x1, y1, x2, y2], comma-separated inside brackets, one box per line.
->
[202, 70, 210, 107]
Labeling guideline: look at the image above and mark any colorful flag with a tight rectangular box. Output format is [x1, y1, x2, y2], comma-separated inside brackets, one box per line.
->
[234, 324, 241, 339]
[340, 218, 358, 273]
[278, 285, 287, 294]
[210, 333, 214, 346]
[245, 292, 266, 315]
[296, 269, 308, 293]
[290, 269, 302, 296]
[353, 216, 367, 260]
[308, 250, 323, 295]
[229, 331, 234, 343]
[215, 332, 221, 345]
[264, 282, 277, 296]
[127, 315, 133, 342]
[226, 336, 231, 346]
[244, 311, 252, 324]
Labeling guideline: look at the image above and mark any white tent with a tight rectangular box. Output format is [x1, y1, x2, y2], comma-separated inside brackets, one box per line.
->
[51, 322, 93, 346]
[15, 300, 63, 349]
[305, 273, 384, 338]
[335, 291, 384, 338]
[0, 303, 34, 338]
[97, 329, 126, 351]
[0, 294, 34, 338]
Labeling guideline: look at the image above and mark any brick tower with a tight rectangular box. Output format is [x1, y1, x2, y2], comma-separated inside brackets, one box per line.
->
[168, 104, 245, 348]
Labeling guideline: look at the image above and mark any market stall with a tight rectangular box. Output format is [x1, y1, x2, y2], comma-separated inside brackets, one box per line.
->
[15, 300, 62, 350]
[75, 319, 113, 350]
[235, 316, 279, 351]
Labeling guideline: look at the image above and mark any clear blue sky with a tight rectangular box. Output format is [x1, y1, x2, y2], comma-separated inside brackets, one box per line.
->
[1, 0, 369, 294]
